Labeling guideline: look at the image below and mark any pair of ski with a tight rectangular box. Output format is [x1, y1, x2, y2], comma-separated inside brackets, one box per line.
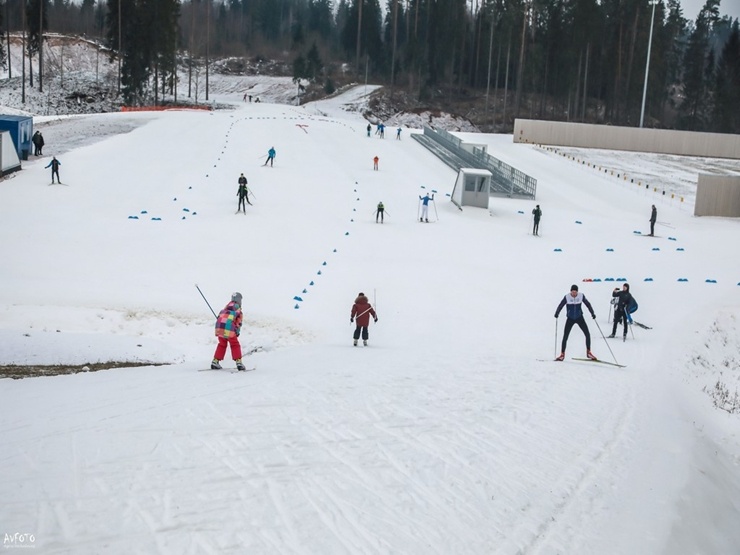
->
[540, 357, 626, 368]
[200, 366, 256, 374]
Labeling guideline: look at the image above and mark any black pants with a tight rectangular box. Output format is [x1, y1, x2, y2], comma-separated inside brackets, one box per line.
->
[376, 209, 384, 222]
[353, 326, 369, 340]
[612, 309, 628, 336]
[51, 169, 60, 183]
[650, 220, 655, 235]
[238, 197, 250, 212]
[533, 219, 540, 235]
[562, 316, 591, 352]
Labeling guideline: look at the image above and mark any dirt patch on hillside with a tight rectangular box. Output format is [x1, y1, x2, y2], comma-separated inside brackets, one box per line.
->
[1, 361, 167, 380]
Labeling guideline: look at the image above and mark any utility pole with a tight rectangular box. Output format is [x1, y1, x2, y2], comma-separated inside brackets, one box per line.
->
[206, 0, 210, 101]
[355, 0, 363, 76]
[39, 0, 43, 93]
[118, 0, 121, 94]
[640, 0, 659, 128]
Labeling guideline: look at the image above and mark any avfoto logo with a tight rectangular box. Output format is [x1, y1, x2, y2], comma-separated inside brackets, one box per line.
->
[3, 532, 36, 547]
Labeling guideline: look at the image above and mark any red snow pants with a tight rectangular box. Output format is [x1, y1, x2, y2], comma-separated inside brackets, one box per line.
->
[213, 336, 242, 361]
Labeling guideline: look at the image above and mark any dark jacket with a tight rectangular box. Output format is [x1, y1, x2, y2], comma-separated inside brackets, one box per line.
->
[612, 289, 633, 313]
[555, 292, 595, 320]
[351, 295, 377, 327]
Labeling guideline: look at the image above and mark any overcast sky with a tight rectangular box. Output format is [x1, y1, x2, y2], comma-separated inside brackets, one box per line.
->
[680, 0, 740, 20]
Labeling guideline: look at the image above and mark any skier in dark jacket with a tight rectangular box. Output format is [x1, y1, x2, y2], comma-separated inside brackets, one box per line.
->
[237, 173, 252, 213]
[45, 156, 61, 184]
[649, 205, 657, 236]
[554, 284, 597, 361]
[532, 205, 542, 236]
[350, 292, 378, 346]
[375, 201, 387, 223]
[608, 283, 633, 340]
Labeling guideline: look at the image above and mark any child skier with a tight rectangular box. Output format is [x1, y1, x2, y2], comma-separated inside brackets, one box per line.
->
[350, 292, 378, 346]
[211, 292, 246, 371]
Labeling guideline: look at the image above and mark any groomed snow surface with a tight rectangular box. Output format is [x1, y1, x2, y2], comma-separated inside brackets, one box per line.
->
[1, 83, 740, 554]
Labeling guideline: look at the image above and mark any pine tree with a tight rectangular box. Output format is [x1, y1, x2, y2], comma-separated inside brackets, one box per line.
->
[712, 21, 740, 133]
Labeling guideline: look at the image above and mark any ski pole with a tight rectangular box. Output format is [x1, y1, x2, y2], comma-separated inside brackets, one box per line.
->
[195, 284, 218, 319]
[432, 199, 439, 221]
[554, 317, 559, 359]
[593, 318, 619, 365]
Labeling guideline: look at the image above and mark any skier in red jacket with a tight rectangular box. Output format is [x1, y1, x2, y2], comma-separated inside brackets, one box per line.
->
[350, 292, 378, 346]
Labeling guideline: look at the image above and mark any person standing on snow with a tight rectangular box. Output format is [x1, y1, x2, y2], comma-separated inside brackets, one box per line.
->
[373, 156, 379, 171]
[350, 292, 378, 346]
[367, 123, 372, 137]
[396, 127, 402, 140]
[419, 193, 434, 222]
[211, 292, 246, 371]
[45, 156, 61, 184]
[608, 283, 634, 340]
[649, 205, 657, 236]
[264, 147, 276, 167]
[237, 173, 252, 213]
[554, 284, 597, 361]
[532, 204, 542, 236]
[32, 131, 41, 155]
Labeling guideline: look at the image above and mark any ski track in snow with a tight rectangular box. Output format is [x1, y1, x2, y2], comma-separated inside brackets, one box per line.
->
[2, 83, 740, 553]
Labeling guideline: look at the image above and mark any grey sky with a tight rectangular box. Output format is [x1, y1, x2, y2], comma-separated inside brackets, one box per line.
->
[680, 0, 740, 20]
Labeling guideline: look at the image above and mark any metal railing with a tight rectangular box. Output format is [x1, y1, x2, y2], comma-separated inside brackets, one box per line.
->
[417, 126, 537, 199]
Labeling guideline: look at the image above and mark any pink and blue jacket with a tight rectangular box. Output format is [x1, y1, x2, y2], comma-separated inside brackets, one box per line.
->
[215, 301, 243, 338]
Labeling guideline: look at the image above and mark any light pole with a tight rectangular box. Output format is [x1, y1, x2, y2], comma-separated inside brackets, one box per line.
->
[639, 0, 659, 128]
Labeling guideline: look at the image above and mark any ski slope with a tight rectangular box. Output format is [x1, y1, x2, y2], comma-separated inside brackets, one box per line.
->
[1, 84, 739, 554]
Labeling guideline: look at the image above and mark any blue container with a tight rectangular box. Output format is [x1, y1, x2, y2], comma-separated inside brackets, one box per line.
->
[0, 115, 33, 160]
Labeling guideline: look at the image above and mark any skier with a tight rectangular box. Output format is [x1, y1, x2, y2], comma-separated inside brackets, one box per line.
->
[554, 284, 597, 361]
[375, 201, 387, 223]
[532, 204, 542, 236]
[608, 283, 634, 340]
[211, 292, 246, 371]
[373, 156, 379, 171]
[649, 205, 657, 236]
[350, 292, 378, 346]
[237, 173, 252, 213]
[396, 127, 402, 140]
[264, 147, 276, 167]
[366, 123, 372, 137]
[419, 193, 434, 222]
[45, 156, 61, 184]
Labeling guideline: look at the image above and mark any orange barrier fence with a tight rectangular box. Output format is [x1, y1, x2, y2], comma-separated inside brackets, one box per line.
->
[120, 105, 212, 112]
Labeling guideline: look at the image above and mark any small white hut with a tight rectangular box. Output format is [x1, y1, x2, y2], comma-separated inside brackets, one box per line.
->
[450, 168, 492, 210]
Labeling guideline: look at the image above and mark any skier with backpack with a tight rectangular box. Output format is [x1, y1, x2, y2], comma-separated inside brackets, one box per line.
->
[608, 283, 635, 340]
